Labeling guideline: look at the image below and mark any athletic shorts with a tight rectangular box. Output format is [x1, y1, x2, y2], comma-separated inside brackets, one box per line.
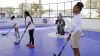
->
[71, 30, 82, 48]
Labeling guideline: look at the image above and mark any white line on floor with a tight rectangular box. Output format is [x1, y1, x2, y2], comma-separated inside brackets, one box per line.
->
[81, 38, 100, 43]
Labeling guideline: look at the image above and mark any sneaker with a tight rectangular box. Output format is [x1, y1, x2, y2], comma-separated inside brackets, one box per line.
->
[26, 43, 32, 46]
[81, 33, 84, 37]
[28, 45, 35, 48]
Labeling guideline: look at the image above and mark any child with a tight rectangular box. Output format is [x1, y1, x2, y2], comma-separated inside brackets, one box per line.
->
[55, 13, 65, 35]
[59, 18, 65, 35]
[67, 2, 84, 56]
[24, 11, 35, 48]
[10, 16, 20, 44]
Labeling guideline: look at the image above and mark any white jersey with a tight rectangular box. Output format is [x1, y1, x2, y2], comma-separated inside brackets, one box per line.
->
[26, 16, 35, 30]
[69, 14, 82, 35]
[11, 19, 20, 28]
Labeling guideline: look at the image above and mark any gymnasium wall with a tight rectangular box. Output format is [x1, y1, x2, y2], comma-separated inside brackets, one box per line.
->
[0, 18, 55, 28]
[0, 18, 100, 31]
[82, 19, 100, 30]
[63, 18, 100, 31]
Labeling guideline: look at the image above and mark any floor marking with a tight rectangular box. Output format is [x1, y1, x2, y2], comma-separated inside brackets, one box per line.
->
[47, 32, 100, 43]
[81, 38, 100, 43]
[47, 32, 69, 38]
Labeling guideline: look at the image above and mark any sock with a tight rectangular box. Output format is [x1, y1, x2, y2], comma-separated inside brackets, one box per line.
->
[15, 32, 20, 43]
[14, 31, 17, 36]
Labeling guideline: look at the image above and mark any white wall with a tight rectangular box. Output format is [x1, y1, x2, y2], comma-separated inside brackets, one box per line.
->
[0, 18, 100, 31]
[82, 19, 100, 30]
[0, 18, 25, 28]
[63, 18, 100, 31]
[64, 18, 100, 30]
[0, 18, 55, 28]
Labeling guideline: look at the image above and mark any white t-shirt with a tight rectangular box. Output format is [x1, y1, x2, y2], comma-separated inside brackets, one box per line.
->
[11, 19, 20, 28]
[26, 16, 35, 30]
[69, 14, 82, 35]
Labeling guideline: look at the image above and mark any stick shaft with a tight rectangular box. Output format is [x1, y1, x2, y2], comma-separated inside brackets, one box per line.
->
[6, 28, 13, 35]
[18, 28, 27, 43]
[58, 41, 68, 56]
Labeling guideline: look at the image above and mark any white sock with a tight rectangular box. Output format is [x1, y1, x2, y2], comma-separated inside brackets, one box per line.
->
[15, 32, 20, 43]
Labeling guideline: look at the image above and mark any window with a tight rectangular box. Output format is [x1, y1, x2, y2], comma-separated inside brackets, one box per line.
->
[0, 0, 99, 19]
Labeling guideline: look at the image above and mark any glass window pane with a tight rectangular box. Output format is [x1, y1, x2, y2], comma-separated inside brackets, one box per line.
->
[22, 3, 31, 10]
[81, 0, 90, 18]
[14, 8, 23, 18]
[91, 0, 100, 18]
[31, 3, 40, 18]
[50, 4, 57, 17]
[58, 3, 64, 16]
[1, 8, 15, 18]
[81, 8, 90, 18]
[41, 4, 49, 17]
[65, 2, 72, 17]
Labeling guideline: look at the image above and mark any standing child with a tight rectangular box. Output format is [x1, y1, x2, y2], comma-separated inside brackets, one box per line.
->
[59, 13, 65, 35]
[24, 11, 35, 48]
[10, 16, 20, 44]
[67, 2, 84, 56]
[59, 17, 65, 35]
[55, 13, 65, 35]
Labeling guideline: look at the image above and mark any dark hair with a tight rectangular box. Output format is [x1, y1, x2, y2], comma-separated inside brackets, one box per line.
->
[11, 16, 15, 19]
[24, 11, 33, 23]
[75, 2, 84, 11]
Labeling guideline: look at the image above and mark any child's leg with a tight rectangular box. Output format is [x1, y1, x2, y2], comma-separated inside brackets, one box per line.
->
[60, 25, 62, 35]
[14, 28, 17, 36]
[58, 26, 60, 34]
[15, 28, 20, 43]
[57, 26, 59, 34]
[72, 31, 81, 56]
[72, 48, 80, 56]
[26, 30, 32, 46]
[16, 28, 20, 37]
[31, 29, 34, 45]
[28, 30, 32, 44]
[28, 29, 35, 48]
[15, 28, 20, 36]
[28, 29, 34, 45]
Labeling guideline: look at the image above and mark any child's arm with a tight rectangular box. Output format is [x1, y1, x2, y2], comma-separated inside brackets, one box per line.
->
[26, 22, 31, 29]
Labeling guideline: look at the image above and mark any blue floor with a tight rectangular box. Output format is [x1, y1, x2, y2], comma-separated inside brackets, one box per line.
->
[0, 27, 100, 56]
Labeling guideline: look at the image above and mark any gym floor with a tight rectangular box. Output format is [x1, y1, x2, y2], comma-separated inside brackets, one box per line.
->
[0, 26, 100, 56]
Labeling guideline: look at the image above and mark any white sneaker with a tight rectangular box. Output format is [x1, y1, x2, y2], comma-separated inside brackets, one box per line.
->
[81, 33, 84, 37]
[15, 36, 20, 43]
